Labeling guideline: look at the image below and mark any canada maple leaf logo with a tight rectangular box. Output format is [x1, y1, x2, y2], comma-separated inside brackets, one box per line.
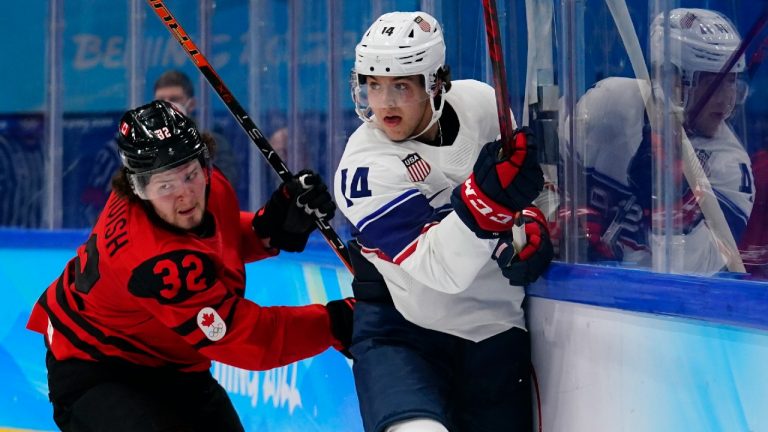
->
[197, 307, 226, 341]
[201, 312, 215, 327]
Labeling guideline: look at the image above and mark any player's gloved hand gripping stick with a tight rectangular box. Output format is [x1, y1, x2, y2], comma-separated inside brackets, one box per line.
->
[253, 170, 336, 252]
[451, 0, 544, 239]
[492, 206, 554, 286]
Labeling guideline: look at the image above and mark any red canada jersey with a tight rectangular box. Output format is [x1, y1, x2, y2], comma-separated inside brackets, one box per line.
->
[27, 169, 335, 372]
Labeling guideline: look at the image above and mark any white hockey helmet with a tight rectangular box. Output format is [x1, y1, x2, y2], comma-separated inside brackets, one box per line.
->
[650, 8, 745, 87]
[352, 11, 447, 137]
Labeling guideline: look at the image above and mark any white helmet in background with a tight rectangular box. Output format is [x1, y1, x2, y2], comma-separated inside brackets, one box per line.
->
[650, 8, 745, 103]
[351, 11, 448, 137]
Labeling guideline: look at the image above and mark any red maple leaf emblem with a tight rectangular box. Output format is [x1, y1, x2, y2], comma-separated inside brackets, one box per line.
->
[201, 313, 215, 327]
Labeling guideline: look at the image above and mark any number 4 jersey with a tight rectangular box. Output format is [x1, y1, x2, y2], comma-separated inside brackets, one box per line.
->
[27, 168, 336, 372]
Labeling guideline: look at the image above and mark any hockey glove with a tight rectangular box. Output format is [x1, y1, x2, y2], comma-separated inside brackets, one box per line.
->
[326, 298, 355, 359]
[492, 206, 553, 286]
[452, 127, 544, 238]
[252, 170, 336, 252]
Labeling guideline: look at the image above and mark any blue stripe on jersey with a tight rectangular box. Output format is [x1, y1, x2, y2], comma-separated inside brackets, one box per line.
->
[356, 188, 448, 259]
[588, 166, 749, 241]
[357, 189, 421, 231]
[714, 189, 749, 241]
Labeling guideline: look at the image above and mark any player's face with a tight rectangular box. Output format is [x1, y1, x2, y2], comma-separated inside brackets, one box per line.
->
[367, 75, 432, 142]
[155, 85, 195, 116]
[146, 160, 208, 230]
[685, 72, 740, 138]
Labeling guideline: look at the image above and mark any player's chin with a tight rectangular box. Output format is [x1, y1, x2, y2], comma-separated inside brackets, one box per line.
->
[379, 126, 410, 142]
[176, 206, 204, 229]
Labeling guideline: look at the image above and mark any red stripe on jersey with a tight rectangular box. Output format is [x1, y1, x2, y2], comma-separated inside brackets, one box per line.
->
[391, 222, 440, 265]
[360, 245, 393, 263]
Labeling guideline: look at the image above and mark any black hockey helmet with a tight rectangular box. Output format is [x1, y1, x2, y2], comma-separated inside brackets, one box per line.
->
[116, 99, 208, 176]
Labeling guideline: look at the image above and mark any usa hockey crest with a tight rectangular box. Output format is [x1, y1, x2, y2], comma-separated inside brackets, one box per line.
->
[402, 153, 431, 182]
[696, 149, 712, 177]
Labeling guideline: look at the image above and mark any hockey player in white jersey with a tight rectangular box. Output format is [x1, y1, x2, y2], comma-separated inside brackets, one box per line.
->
[572, 8, 754, 274]
[334, 11, 552, 432]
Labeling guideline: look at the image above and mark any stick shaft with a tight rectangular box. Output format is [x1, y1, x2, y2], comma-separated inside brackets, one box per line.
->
[482, 0, 515, 154]
[147, 0, 353, 274]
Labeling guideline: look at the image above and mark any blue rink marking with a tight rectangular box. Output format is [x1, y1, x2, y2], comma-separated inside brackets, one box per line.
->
[527, 262, 768, 332]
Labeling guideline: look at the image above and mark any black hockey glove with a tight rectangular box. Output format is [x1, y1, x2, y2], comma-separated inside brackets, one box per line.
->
[252, 170, 336, 252]
[452, 127, 544, 238]
[492, 206, 553, 286]
[326, 297, 355, 359]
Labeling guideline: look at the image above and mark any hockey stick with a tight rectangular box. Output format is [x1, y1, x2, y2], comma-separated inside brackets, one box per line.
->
[146, 0, 353, 274]
[604, 0, 745, 272]
[481, 4, 543, 430]
[481, 0, 517, 156]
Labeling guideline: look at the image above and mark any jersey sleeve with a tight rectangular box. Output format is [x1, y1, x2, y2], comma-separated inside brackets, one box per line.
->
[335, 154, 496, 294]
[238, 211, 278, 262]
[706, 149, 753, 242]
[126, 250, 334, 371]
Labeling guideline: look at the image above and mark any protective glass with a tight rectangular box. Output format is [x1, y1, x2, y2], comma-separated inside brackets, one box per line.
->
[129, 158, 207, 200]
[690, 72, 749, 107]
[163, 98, 192, 116]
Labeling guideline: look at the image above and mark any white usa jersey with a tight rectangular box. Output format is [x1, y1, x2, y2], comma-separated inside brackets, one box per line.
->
[334, 80, 525, 342]
[575, 77, 754, 274]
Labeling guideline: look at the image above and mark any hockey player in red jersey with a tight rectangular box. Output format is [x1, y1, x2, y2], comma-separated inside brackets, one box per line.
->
[26, 100, 354, 431]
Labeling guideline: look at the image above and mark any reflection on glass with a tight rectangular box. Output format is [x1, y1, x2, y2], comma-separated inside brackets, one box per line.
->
[568, 7, 754, 276]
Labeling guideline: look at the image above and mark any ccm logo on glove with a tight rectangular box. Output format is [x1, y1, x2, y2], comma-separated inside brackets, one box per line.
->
[460, 176, 515, 231]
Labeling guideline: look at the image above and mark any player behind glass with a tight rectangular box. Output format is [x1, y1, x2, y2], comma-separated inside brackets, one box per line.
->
[334, 11, 553, 432]
[571, 8, 753, 273]
[27, 100, 354, 431]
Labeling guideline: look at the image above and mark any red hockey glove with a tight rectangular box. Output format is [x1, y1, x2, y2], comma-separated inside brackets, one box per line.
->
[492, 206, 553, 286]
[451, 127, 544, 238]
[252, 170, 336, 252]
[326, 298, 355, 359]
[554, 205, 625, 261]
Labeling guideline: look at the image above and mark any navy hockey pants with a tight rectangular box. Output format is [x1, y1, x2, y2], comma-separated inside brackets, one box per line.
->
[350, 300, 533, 432]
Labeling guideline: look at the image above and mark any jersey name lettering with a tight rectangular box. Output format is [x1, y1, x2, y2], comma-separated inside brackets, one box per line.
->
[104, 196, 129, 257]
